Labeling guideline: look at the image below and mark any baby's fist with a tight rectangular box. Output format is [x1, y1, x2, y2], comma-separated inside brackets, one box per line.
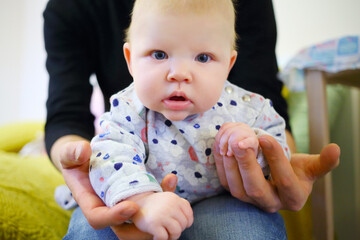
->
[216, 122, 259, 157]
[130, 192, 193, 240]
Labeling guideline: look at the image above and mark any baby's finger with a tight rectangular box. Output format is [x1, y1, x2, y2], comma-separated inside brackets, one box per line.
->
[219, 128, 238, 156]
[218, 133, 229, 156]
[215, 123, 233, 155]
[166, 220, 182, 240]
[152, 226, 168, 240]
[237, 137, 258, 150]
[181, 198, 194, 228]
[216, 122, 233, 136]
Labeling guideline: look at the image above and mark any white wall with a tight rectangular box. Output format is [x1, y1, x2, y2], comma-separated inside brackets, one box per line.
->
[0, 0, 48, 125]
[274, 0, 360, 67]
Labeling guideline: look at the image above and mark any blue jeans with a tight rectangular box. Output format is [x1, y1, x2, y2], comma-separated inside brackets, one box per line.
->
[63, 193, 287, 240]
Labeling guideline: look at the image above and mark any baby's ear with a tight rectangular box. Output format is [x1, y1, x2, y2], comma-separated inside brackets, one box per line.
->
[123, 42, 133, 75]
[228, 50, 238, 72]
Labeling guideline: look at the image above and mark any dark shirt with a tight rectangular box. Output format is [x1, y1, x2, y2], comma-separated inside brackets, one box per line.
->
[43, 0, 290, 155]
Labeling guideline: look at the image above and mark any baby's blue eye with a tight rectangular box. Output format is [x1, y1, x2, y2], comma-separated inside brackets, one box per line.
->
[196, 54, 211, 63]
[152, 51, 167, 60]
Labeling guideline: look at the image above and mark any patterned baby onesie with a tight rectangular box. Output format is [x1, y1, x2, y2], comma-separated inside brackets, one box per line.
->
[89, 81, 291, 207]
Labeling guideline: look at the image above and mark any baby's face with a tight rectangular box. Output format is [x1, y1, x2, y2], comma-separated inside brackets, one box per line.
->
[124, 10, 237, 121]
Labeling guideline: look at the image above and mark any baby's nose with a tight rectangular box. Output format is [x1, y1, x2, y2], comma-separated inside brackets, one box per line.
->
[167, 60, 192, 82]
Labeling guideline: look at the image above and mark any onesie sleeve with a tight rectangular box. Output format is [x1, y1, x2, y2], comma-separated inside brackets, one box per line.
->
[250, 96, 291, 176]
[89, 93, 162, 207]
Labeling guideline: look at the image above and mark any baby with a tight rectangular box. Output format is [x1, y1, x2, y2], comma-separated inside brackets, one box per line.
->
[89, 0, 290, 239]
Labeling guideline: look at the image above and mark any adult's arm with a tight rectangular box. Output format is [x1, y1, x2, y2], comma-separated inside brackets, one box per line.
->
[44, 0, 95, 162]
[43, 0, 145, 236]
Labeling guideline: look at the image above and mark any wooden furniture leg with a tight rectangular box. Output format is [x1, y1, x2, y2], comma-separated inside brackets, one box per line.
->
[305, 69, 334, 240]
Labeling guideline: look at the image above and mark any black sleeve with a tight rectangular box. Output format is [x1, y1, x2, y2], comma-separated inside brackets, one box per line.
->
[43, 0, 95, 156]
[229, 0, 291, 132]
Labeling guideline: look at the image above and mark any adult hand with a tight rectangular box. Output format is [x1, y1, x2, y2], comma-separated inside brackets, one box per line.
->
[214, 134, 340, 212]
[57, 139, 178, 240]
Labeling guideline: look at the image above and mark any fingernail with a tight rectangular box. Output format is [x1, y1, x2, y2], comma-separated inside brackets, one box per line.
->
[260, 137, 272, 150]
[121, 207, 137, 218]
[168, 177, 176, 189]
[75, 145, 83, 160]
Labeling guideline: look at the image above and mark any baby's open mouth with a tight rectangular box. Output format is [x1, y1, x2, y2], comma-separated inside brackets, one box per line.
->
[169, 96, 186, 101]
[163, 92, 191, 110]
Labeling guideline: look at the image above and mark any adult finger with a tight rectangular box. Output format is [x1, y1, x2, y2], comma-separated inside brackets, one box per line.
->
[222, 154, 252, 203]
[259, 135, 305, 211]
[85, 199, 140, 229]
[304, 143, 340, 181]
[62, 166, 139, 229]
[232, 146, 280, 212]
[214, 143, 229, 191]
[111, 223, 153, 240]
[161, 173, 178, 192]
[60, 141, 92, 169]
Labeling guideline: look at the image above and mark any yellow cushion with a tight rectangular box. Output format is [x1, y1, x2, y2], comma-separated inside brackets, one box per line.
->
[0, 122, 71, 239]
[0, 151, 71, 240]
[0, 122, 45, 153]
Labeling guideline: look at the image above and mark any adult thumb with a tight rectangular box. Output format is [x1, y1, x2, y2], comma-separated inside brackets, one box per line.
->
[319, 143, 340, 174]
[310, 143, 340, 181]
[61, 141, 92, 169]
[160, 173, 178, 192]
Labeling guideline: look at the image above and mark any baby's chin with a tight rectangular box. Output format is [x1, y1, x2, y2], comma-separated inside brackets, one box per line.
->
[163, 113, 188, 122]
[162, 111, 198, 122]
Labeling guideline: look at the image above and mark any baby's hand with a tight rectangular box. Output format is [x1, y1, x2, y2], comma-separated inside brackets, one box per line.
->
[215, 122, 259, 157]
[127, 192, 193, 240]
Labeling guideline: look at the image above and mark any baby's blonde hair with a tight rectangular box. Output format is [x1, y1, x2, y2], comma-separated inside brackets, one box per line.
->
[125, 0, 237, 50]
